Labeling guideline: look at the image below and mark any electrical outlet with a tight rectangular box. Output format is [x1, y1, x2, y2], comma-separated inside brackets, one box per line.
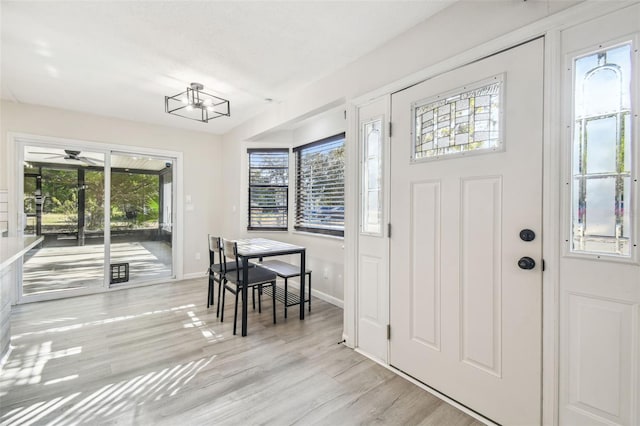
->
[195, 252, 201, 260]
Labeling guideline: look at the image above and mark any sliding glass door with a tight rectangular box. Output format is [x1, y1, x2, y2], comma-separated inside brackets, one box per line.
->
[108, 153, 174, 285]
[19, 142, 177, 301]
[22, 146, 106, 296]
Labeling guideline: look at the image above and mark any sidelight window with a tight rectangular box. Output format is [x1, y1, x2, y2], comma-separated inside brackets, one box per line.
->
[570, 42, 633, 256]
[361, 118, 383, 235]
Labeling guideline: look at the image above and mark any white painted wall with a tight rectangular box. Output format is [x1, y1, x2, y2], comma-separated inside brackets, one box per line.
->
[0, 101, 223, 277]
[221, 0, 579, 307]
[222, 107, 346, 305]
[222, 0, 578, 145]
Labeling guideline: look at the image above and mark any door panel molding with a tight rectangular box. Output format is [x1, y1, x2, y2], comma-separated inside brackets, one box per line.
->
[460, 175, 502, 378]
[409, 180, 441, 351]
[389, 38, 543, 425]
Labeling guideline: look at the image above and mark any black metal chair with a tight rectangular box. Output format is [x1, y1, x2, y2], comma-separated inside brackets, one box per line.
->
[207, 235, 238, 317]
[221, 239, 277, 335]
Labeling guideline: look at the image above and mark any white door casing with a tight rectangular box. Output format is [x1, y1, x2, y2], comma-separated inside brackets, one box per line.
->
[559, 5, 640, 426]
[356, 97, 390, 363]
[389, 38, 544, 425]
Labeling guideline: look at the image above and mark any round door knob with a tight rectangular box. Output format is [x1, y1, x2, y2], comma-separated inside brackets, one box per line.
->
[519, 229, 536, 242]
[518, 256, 536, 270]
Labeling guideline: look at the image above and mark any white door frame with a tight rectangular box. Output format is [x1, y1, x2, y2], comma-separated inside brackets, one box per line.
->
[6, 132, 184, 304]
[343, 2, 639, 425]
[353, 96, 391, 363]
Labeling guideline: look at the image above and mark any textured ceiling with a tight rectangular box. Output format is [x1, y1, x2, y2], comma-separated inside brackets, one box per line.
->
[1, 1, 454, 135]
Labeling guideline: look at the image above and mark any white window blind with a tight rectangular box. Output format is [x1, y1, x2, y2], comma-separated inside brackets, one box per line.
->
[248, 149, 289, 230]
[294, 133, 345, 237]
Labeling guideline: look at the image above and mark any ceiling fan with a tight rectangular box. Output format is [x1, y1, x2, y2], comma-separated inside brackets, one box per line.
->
[30, 149, 104, 166]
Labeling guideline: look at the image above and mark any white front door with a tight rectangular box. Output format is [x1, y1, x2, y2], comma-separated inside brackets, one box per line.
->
[356, 97, 390, 362]
[389, 38, 544, 425]
[559, 5, 640, 425]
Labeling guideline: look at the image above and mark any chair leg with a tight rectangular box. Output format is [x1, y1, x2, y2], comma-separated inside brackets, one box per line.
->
[233, 287, 240, 335]
[213, 277, 218, 307]
[284, 277, 288, 319]
[272, 282, 276, 324]
[207, 275, 212, 308]
[308, 272, 312, 312]
[258, 285, 262, 313]
[216, 276, 223, 318]
[220, 283, 226, 322]
[252, 287, 256, 311]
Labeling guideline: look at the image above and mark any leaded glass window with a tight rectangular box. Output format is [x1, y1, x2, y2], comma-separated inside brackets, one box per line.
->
[413, 75, 503, 160]
[361, 118, 383, 235]
[571, 43, 633, 256]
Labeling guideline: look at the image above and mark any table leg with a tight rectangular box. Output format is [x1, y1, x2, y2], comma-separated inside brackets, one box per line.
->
[242, 256, 249, 336]
[300, 249, 306, 320]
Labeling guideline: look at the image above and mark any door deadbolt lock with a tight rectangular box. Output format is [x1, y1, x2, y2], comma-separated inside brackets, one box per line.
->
[518, 256, 536, 270]
[519, 229, 536, 242]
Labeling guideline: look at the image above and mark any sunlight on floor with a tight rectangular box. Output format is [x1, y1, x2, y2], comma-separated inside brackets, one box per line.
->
[0, 342, 82, 390]
[184, 310, 224, 342]
[0, 355, 216, 425]
[12, 304, 196, 340]
[22, 241, 172, 295]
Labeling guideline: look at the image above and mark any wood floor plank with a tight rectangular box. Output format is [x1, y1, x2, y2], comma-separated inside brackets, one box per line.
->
[0, 278, 484, 425]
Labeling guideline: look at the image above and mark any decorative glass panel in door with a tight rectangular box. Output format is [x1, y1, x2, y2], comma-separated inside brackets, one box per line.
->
[571, 43, 633, 256]
[109, 153, 174, 285]
[361, 118, 383, 235]
[22, 146, 106, 295]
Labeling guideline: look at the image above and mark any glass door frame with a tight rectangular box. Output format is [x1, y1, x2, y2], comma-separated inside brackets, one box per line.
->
[108, 150, 178, 288]
[11, 133, 182, 304]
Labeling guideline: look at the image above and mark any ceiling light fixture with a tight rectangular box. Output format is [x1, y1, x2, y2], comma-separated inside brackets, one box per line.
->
[165, 82, 230, 123]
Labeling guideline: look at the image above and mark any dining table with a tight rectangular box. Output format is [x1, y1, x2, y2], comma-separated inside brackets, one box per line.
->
[235, 238, 306, 336]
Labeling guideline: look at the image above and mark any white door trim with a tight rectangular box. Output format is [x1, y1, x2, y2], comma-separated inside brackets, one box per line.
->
[343, 2, 640, 425]
[542, 27, 563, 426]
[353, 96, 391, 363]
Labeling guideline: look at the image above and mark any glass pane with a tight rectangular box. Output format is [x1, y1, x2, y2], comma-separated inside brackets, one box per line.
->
[295, 134, 345, 234]
[585, 117, 617, 174]
[571, 42, 633, 257]
[22, 146, 105, 295]
[585, 178, 616, 237]
[362, 119, 383, 234]
[624, 113, 631, 172]
[584, 68, 621, 116]
[110, 153, 173, 284]
[248, 150, 288, 228]
[414, 76, 502, 160]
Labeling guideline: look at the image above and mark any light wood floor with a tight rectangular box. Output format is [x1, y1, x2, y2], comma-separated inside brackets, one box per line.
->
[22, 241, 172, 295]
[0, 278, 484, 425]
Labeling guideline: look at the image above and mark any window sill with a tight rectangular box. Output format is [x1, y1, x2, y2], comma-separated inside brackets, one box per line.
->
[292, 230, 344, 241]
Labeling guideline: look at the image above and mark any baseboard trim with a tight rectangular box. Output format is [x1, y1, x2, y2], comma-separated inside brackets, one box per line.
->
[284, 278, 343, 308]
[182, 272, 206, 281]
[311, 289, 343, 308]
[179, 273, 344, 308]
[353, 348, 496, 426]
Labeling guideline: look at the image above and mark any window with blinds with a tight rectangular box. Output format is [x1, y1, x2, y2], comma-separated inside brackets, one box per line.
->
[294, 133, 345, 237]
[247, 148, 289, 230]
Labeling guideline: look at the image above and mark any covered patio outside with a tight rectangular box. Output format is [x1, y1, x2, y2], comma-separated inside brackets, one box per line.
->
[21, 147, 174, 297]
